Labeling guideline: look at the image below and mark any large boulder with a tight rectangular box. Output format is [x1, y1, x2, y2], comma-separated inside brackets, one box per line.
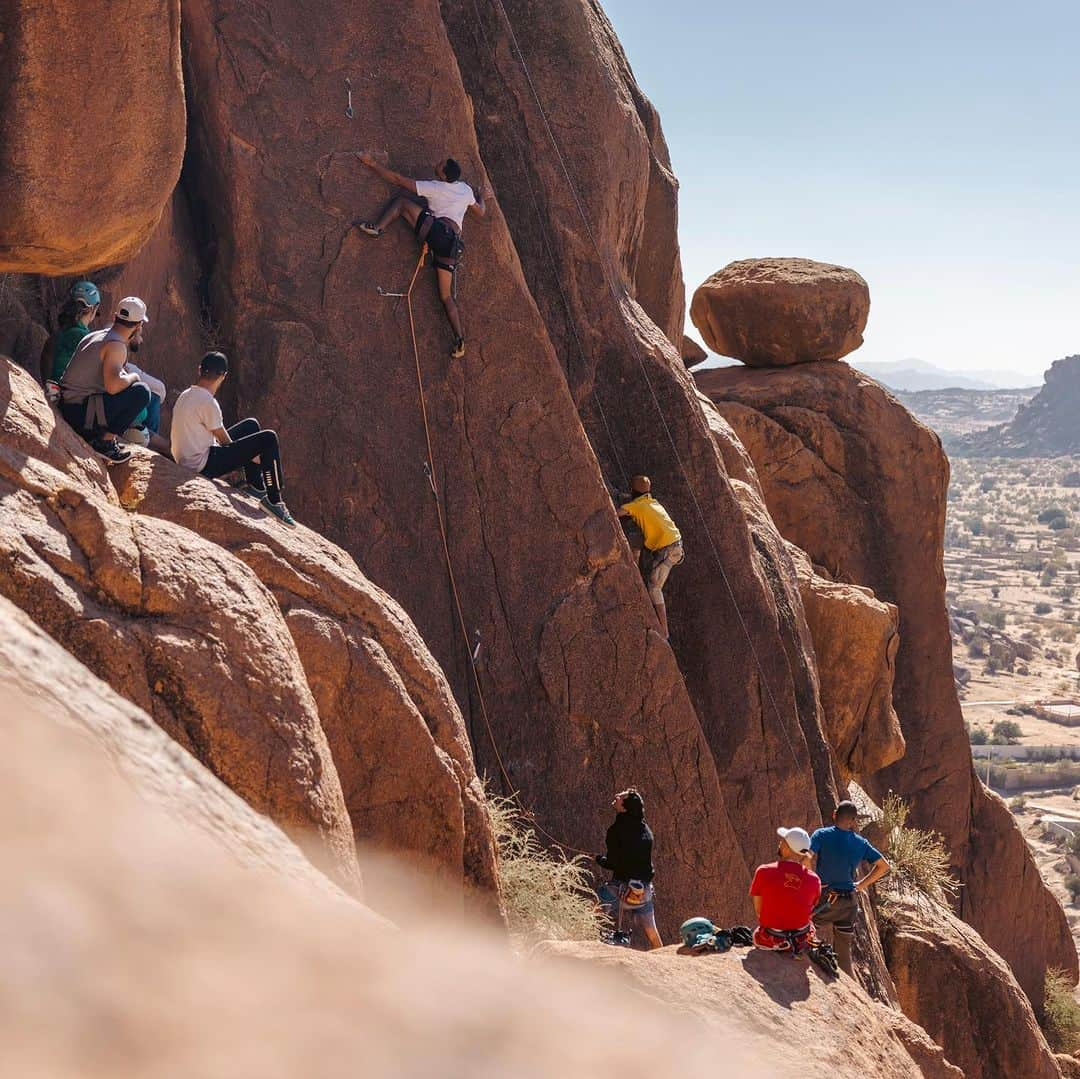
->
[0, 1, 186, 273]
[880, 893, 1062, 1079]
[696, 359, 1077, 1002]
[690, 258, 870, 367]
[114, 452, 500, 908]
[0, 358, 359, 891]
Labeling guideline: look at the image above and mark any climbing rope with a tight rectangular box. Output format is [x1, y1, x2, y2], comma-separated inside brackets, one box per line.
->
[400, 244, 591, 857]
[475, 0, 810, 781]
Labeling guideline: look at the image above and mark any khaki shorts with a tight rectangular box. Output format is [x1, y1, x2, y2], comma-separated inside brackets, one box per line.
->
[647, 541, 684, 602]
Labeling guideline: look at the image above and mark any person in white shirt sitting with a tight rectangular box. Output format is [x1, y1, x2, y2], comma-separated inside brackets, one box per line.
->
[355, 151, 488, 360]
[170, 351, 295, 527]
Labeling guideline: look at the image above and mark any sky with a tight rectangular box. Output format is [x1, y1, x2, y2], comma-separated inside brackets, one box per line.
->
[603, 0, 1079, 383]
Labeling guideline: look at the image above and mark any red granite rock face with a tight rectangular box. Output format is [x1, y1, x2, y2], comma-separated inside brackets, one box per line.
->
[0, 1, 186, 274]
[698, 360, 1077, 1002]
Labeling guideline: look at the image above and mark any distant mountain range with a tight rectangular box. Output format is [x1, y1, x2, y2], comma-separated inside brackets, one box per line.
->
[852, 358, 1035, 392]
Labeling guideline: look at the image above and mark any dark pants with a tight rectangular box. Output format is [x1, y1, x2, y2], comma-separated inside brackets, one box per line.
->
[61, 383, 151, 439]
[144, 393, 162, 433]
[202, 418, 284, 503]
[813, 889, 858, 976]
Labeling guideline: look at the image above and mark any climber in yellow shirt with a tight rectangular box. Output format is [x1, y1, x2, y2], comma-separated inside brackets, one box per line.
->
[618, 476, 684, 640]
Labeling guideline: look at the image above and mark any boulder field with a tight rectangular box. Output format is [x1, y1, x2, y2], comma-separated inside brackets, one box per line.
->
[0, 0, 1076, 1074]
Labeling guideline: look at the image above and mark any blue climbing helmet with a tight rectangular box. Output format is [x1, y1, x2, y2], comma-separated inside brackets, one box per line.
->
[70, 281, 101, 307]
[679, 916, 718, 948]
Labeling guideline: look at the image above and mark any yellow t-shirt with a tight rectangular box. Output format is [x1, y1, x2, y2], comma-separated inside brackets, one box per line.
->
[621, 495, 681, 551]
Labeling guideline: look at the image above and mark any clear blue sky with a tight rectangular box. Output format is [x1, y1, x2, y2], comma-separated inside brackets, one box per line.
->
[604, 0, 1079, 382]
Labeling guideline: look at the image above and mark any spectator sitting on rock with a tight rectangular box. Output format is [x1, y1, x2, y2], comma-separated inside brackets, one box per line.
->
[617, 476, 683, 640]
[41, 281, 101, 395]
[595, 788, 662, 950]
[58, 296, 153, 465]
[750, 826, 822, 954]
[809, 800, 890, 977]
[170, 351, 296, 527]
[355, 150, 488, 360]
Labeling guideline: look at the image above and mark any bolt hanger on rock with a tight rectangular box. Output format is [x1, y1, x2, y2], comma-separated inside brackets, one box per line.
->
[344, 78, 354, 120]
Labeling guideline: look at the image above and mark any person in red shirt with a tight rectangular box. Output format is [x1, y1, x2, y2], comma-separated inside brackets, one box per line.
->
[750, 826, 822, 953]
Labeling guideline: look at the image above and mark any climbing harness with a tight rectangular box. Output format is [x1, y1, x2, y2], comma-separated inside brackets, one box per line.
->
[395, 243, 590, 857]
[344, 78, 354, 120]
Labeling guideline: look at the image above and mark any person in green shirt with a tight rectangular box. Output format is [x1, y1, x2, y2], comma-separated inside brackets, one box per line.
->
[42, 281, 101, 389]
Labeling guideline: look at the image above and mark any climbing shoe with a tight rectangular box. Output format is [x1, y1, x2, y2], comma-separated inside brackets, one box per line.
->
[357, 222, 382, 237]
[261, 496, 296, 527]
[450, 336, 466, 359]
[808, 942, 840, 978]
[730, 925, 754, 948]
[90, 437, 132, 465]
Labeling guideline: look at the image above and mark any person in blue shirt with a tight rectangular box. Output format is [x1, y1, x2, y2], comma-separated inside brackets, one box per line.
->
[809, 800, 890, 977]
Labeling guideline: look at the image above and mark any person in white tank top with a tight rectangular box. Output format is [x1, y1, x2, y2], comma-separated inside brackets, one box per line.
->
[354, 151, 490, 360]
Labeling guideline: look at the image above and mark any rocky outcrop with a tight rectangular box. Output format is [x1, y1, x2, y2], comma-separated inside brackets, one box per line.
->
[0, 1, 186, 273]
[114, 452, 499, 904]
[541, 941, 962, 1078]
[697, 360, 1076, 1002]
[690, 258, 870, 366]
[0, 592, 340, 891]
[881, 893, 1061, 1079]
[789, 546, 905, 784]
[0, 358, 360, 889]
[956, 355, 1080, 457]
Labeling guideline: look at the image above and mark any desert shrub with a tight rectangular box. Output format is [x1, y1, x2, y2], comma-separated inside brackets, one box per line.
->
[984, 609, 1007, 629]
[980, 476, 997, 493]
[1062, 472, 1080, 488]
[968, 726, 989, 746]
[1035, 602, 1053, 615]
[968, 638, 988, 658]
[985, 655, 1001, 674]
[991, 720, 1023, 743]
[1039, 506, 1067, 524]
[1009, 795, 1027, 812]
[1050, 517, 1070, 531]
[1044, 566, 1060, 586]
[991, 585, 1001, 599]
[880, 794, 959, 903]
[485, 788, 606, 944]
[1045, 968, 1080, 1053]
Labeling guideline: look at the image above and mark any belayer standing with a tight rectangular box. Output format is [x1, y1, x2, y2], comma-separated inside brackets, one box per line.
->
[617, 476, 684, 640]
[595, 788, 663, 950]
[809, 800, 891, 977]
[355, 151, 488, 359]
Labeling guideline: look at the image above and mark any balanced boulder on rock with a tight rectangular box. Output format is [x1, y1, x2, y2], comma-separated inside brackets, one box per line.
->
[690, 258, 870, 367]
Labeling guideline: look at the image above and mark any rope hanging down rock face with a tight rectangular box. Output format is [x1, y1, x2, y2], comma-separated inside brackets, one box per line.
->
[399, 244, 590, 856]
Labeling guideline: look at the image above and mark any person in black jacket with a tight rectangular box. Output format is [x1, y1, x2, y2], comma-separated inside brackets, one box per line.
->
[596, 789, 663, 949]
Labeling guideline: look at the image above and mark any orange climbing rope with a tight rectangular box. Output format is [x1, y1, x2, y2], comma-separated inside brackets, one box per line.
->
[402, 245, 591, 857]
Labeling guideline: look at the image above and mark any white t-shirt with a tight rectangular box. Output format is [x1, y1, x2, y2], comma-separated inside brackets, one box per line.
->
[170, 385, 224, 473]
[415, 179, 476, 229]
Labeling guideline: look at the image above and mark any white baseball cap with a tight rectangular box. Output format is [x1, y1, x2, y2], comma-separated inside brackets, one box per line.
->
[777, 826, 812, 854]
[116, 296, 150, 324]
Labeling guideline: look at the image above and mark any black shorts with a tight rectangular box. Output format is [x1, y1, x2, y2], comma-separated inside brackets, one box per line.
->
[415, 211, 463, 270]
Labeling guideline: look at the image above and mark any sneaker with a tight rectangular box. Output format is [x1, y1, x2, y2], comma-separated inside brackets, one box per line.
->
[233, 481, 267, 502]
[450, 336, 466, 359]
[260, 495, 296, 527]
[357, 222, 382, 237]
[90, 437, 132, 465]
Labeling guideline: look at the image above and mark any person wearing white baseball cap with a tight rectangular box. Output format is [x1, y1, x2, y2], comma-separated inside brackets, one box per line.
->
[59, 296, 153, 464]
[749, 825, 823, 955]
